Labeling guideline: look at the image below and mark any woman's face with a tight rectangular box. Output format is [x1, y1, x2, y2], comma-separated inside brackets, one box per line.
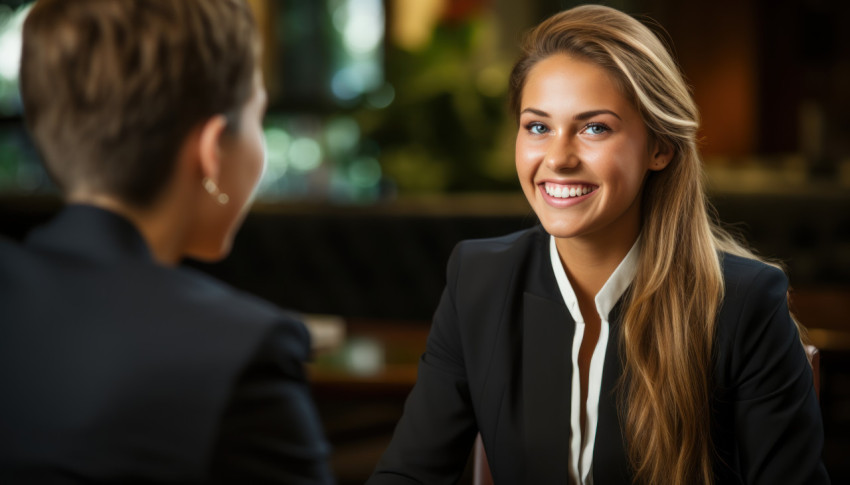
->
[515, 54, 668, 245]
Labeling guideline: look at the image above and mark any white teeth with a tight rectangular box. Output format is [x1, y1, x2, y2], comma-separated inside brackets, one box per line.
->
[545, 184, 595, 199]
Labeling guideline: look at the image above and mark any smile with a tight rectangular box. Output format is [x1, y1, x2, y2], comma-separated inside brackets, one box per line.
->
[542, 182, 597, 199]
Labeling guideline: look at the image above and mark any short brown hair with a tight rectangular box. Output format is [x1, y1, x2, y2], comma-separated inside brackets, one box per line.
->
[20, 0, 260, 207]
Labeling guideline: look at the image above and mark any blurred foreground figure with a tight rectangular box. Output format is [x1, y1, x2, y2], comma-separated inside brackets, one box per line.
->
[0, 1, 334, 483]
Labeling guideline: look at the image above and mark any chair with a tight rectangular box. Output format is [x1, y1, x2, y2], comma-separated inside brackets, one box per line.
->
[471, 345, 821, 484]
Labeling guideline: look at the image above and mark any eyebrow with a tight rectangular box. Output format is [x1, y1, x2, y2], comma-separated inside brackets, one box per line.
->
[520, 107, 622, 121]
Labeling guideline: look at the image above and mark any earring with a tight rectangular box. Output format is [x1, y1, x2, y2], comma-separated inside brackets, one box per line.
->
[202, 177, 230, 205]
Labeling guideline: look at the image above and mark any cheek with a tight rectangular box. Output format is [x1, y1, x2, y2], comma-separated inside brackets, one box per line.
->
[600, 142, 651, 191]
[514, 154, 531, 190]
[249, 143, 265, 184]
[599, 165, 645, 198]
[514, 137, 538, 177]
[243, 130, 266, 187]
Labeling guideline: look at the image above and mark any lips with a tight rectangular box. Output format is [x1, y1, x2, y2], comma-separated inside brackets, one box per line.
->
[542, 181, 598, 199]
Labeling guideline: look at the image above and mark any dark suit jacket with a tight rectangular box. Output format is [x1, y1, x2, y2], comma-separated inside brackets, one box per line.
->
[0, 205, 334, 484]
[369, 226, 829, 484]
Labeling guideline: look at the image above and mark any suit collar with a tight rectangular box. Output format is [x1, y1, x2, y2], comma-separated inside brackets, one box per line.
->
[520, 229, 572, 481]
[520, 226, 563, 302]
[519, 229, 631, 481]
[592, 298, 632, 482]
[549, 235, 641, 324]
[522, 290, 573, 483]
[26, 204, 153, 264]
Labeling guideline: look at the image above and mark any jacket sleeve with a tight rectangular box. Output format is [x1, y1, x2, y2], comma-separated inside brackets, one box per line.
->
[367, 244, 478, 485]
[210, 318, 335, 484]
[725, 265, 830, 484]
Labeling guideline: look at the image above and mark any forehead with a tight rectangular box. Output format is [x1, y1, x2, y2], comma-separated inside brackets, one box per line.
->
[521, 54, 630, 112]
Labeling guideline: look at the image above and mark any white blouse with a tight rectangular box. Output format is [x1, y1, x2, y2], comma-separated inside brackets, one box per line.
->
[549, 236, 640, 485]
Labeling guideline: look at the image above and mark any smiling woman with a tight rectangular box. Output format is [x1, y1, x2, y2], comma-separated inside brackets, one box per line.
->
[368, 5, 829, 485]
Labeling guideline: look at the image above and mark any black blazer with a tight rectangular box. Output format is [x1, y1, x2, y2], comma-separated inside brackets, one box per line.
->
[369, 226, 829, 484]
[0, 205, 334, 484]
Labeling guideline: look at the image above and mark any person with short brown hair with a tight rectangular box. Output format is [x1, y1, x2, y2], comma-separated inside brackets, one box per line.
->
[20, 0, 259, 211]
[0, 0, 334, 483]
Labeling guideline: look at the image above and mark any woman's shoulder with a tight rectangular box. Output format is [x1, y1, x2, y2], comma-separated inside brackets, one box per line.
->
[149, 265, 309, 351]
[174, 264, 300, 320]
[719, 252, 789, 304]
[451, 225, 547, 267]
[443, 226, 551, 310]
[715, 252, 793, 351]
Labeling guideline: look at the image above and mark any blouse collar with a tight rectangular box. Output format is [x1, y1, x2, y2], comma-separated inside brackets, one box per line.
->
[548, 235, 640, 323]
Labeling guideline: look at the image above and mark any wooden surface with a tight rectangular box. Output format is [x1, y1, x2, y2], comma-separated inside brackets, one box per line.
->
[306, 287, 850, 389]
[308, 319, 429, 396]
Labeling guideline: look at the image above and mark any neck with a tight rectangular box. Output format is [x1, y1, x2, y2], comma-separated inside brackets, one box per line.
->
[554, 194, 643, 299]
[68, 192, 189, 266]
[554, 229, 638, 301]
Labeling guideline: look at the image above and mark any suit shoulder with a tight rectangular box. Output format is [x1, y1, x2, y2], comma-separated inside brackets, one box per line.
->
[443, 226, 547, 311]
[720, 252, 788, 301]
[717, 252, 791, 346]
[175, 266, 303, 324]
[133, 265, 309, 359]
[452, 226, 544, 269]
[0, 235, 35, 266]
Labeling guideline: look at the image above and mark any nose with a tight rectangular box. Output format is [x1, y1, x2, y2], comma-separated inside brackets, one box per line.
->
[544, 132, 580, 171]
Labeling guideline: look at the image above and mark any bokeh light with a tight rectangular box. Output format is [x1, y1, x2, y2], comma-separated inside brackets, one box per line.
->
[348, 156, 382, 188]
[288, 137, 323, 172]
[0, 3, 31, 116]
[328, 0, 384, 101]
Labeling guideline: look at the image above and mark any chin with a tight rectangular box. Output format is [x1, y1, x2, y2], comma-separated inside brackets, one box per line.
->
[184, 238, 232, 263]
[537, 217, 579, 239]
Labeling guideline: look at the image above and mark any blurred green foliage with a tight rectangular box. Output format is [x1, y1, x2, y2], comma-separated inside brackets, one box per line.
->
[355, 18, 519, 194]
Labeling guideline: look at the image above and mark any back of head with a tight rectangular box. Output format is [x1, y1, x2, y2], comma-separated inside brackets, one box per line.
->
[20, 0, 259, 207]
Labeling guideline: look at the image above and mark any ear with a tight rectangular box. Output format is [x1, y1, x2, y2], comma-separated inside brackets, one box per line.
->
[649, 139, 673, 172]
[196, 115, 229, 182]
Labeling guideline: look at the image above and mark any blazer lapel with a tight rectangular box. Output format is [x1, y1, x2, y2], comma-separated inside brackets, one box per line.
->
[592, 298, 632, 482]
[522, 290, 574, 483]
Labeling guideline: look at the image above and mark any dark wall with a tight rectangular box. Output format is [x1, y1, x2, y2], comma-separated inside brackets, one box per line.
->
[3, 193, 848, 321]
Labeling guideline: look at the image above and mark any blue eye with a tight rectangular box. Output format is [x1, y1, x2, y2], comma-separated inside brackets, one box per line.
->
[583, 123, 609, 135]
[527, 123, 549, 135]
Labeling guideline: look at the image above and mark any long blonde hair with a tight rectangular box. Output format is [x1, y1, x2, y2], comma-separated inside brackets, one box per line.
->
[509, 5, 800, 484]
